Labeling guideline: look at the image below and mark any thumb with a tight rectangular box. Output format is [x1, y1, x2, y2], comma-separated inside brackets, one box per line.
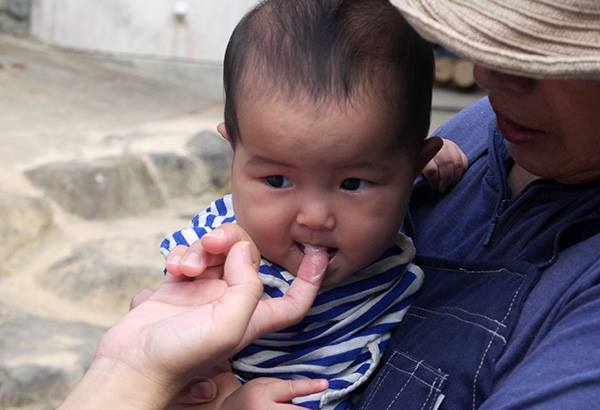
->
[129, 288, 154, 310]
[239, 250, 328, 348]
[171, 377, 217, 405]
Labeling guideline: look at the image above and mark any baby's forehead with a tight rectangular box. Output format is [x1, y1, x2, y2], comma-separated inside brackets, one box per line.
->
[237, 89, 417, 153]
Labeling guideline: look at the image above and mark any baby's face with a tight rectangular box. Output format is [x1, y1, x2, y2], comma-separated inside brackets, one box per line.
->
[228, 94, 418, 286]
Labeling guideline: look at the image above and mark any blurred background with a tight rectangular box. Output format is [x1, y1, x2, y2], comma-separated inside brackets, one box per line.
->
[0, 1, 483, 408]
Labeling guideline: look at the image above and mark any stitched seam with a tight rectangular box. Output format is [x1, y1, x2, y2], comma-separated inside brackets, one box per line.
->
[412, 307, 507, 343]
[429, 369, 449, 410]
[426, 377, 440, 410]
[419, 375, 439, 410]
[360, 365, 390, 410]
[428, 376, 445, 410]
[387, 364, 444, 391]
[393, 351, 448, 379]
[471, 282, 524, 410]
[470, 330, 496, 410]
[437, 306, 507, 328]
[385, 361, 421, 410]
[418, 265, 525, 276]
[418, 265, 504, 274]
[406, 312, 428, 319]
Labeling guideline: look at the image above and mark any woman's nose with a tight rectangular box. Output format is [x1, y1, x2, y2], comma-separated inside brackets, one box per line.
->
[296, 201, 335, 231]
[474, 65, 536, 94]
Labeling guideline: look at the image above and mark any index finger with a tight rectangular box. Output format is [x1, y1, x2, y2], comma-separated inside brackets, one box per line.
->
[239, 250, 328, 347]
[201, 224, 260, 267]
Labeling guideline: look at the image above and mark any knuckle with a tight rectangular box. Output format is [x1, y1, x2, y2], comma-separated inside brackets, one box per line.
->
[423, 166, 438, 179]
[287, 379, 297, 396]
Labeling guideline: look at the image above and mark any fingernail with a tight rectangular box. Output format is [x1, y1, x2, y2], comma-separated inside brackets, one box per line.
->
[205, 228, 224, 239]
[317, 379, 329, 390]
[240, 241, 253, 263]
[190, 380, 216, 401]
[168, 254, 181, 265]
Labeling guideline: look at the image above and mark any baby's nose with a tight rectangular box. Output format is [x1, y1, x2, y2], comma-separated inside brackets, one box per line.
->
[296, 202, 335, 231]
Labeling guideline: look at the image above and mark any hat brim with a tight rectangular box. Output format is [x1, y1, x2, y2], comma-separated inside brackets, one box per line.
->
[390, 0, 600, 79]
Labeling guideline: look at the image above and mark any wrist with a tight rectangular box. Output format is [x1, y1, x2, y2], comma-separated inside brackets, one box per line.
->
[60, 357, 178, 410]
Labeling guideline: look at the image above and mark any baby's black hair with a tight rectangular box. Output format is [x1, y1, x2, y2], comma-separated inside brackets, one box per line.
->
[223, 0, 433, 149]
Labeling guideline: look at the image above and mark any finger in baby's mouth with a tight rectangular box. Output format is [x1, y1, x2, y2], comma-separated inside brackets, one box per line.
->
[296, 242, 337, 259]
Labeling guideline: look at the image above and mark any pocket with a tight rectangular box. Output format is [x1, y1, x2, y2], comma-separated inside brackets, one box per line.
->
[356, 351, 447, 410]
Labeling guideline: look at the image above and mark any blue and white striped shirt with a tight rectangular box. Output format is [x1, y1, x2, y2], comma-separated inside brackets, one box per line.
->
[161, 195, 424, 410]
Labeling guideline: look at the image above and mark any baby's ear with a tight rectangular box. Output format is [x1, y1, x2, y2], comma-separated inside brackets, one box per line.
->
[217, 122, 234, 148]
[415, 136, 443, 173]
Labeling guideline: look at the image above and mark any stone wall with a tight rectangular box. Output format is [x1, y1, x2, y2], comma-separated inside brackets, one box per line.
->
[0, 0, 30, 36]
[0, 131, 232, 409]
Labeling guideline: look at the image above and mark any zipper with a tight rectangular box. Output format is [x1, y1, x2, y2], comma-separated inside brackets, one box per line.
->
[483, 199, 510, 247]
[483, 129, 512, 248]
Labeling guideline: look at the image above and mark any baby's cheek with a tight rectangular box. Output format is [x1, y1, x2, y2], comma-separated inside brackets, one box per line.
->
[238, 209, 288, 256]
[347, 219, 397, 262]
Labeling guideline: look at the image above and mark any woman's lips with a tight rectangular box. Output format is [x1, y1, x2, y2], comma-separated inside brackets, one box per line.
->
[496, 113, 545, 145]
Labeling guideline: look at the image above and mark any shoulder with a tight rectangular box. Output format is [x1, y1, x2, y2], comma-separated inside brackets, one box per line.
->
[432, 97, 496, 161]
[487, 233, 600, 408]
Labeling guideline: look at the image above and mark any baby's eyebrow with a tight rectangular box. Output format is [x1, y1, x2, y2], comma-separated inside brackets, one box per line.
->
[246, 155, 293, 168]
[338, 160, 391, 174]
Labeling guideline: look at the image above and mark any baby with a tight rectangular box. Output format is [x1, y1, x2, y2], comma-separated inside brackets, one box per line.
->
[161, 0, 465, 409]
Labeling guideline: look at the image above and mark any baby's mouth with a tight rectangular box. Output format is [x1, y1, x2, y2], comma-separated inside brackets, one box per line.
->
[296, 242, 337, 260]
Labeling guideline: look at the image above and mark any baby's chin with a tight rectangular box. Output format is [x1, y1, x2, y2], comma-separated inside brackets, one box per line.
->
[321, 269, 352, 287]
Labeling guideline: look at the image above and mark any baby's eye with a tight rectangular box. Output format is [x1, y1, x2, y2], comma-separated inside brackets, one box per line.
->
[264, 175, 292, 188]
[340, 178, 368, 191]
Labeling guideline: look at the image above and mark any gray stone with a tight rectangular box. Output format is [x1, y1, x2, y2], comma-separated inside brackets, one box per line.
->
[0, 314, 104, 407]
[149, 152, 211, 197]
[0, 192, 53, 266]
[0, 12, 28, 36]
[7, 0, 29, 20]
[26, 155, 165, 219]
[186, 130, 232, 191]
[41, 237, 163, 313]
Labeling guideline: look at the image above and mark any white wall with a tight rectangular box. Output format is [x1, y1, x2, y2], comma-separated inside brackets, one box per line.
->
[31, 0, 259, 63]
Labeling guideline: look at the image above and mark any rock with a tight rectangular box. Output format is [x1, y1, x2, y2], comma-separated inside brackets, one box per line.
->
[26, 155, 165, 220]
[41, 236, 164, 313]
[149, 152, 211, 197]
[186, 130, 232, 191]
[7, 0, 29, 20]
[0, 12, 28, 36]
[0, 365, 67, 409]
[0, 314, 105, 408]
[0, 192, 53, 266]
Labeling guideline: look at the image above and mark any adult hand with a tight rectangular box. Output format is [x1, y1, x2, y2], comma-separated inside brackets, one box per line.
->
[154, 223, 329, 350]
[61, 240, 328, 410]
[164, 223, 259, 279]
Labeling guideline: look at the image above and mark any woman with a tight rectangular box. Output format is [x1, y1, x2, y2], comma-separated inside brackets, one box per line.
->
[355, 1, 600, 409]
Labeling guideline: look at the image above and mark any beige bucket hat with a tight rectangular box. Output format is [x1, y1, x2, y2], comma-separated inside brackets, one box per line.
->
[390, 0, 600, 79]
